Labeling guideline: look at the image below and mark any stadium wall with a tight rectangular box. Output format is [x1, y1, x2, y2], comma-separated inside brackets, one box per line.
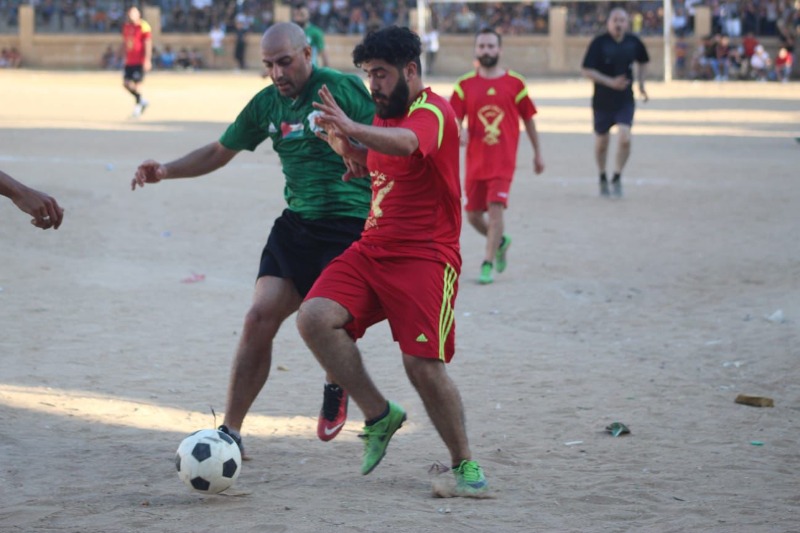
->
[0, 5, 781, 79]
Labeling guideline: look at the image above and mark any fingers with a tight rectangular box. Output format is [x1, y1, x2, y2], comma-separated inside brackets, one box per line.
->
[132, 160, 163, 190]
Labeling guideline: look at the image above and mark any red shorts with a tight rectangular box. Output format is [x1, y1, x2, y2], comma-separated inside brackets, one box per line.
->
[305, 241, 459, 362]
[464, 177, 512, 211]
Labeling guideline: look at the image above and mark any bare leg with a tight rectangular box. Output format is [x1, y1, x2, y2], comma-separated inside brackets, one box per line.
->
[614, 125, 632, 175]
[594, 132, 610, 175]
[484, 202, 504, 264]
[297, 297, 386, 421]
[222, 276, 302, 432]
[466, 209, 487, 236]
[403, 354, 472, 466]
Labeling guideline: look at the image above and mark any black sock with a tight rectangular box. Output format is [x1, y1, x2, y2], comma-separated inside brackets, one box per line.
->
[126, 87, 141, 103]
[612, 172, 621, 183]
[365, 403, 390, 426]
[482, 260, 493, 268]
[600, 171, 607, 182]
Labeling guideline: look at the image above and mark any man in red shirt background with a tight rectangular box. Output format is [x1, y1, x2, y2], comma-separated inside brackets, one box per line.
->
[121, 6, 152, 118]
[450, 28, 545, 285]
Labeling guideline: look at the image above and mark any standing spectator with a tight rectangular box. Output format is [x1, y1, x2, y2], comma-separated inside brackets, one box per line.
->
[581, 8, 649, 198]
[423, 25, 440, 75]
[449, 28, 544, 284]
[120, 6, 151, 118]
[234, 18, 247, 69]
[209, 22, 226, 68]
[293, 3, 328, 67]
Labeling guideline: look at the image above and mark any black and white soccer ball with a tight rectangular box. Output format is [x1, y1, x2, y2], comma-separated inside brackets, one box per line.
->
[175, 429, 242, 494]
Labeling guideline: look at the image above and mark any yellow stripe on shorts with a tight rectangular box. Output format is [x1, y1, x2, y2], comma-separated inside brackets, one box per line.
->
[438, 263, 458, 361]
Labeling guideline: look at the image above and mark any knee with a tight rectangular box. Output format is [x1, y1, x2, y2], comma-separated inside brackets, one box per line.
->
[296, 298, 329, 342]
[619, 135, 632, 150]
[466, 210, 483, 226]
[241, 304, 281, 340]
[403, 354, 442, 387]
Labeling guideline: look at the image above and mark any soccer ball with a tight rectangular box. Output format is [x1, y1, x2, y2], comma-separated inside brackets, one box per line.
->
[175, 429, 242, 494]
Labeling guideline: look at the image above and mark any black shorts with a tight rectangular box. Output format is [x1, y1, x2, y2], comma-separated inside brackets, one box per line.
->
[258, 209, 365, 297]
[124, 65, 144, 83]
[593, 101, 635, 134]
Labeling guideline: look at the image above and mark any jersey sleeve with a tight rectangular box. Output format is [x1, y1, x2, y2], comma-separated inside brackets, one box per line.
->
[636, 37, 650, 64]
[406, 94, 447, 157]
[449, 83, 466, 121]
[140, 20, 151, 37]
[509, 72, 536, 120]
[219, 94, 269, 151]
[581, 37, 601, 69]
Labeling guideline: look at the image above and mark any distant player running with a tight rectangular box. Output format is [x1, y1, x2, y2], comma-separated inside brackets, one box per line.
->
[121, 6, 152, 118]
[450, 28, 544, 285]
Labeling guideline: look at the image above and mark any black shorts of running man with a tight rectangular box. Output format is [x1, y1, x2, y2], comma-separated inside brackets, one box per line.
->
[593, 101, 635, 135]
[258, 209, 365, 297]
[124, 65, 145, 83]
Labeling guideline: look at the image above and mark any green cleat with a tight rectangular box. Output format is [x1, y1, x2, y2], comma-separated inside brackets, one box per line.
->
[453, 459, 488, 496]
[495, 235, 512, 273]
[479, 261, 494, 284]
[359, 401, 406, 475]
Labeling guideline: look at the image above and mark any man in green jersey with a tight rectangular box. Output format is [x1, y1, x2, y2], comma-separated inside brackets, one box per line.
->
[292, 3, 328, 68]
[131, 22, 374, 455]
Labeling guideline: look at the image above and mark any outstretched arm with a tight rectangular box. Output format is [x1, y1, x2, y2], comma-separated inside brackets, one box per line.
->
[1, 170, 65, 229]
[522, 117, 544, 175]
[131, 141, 238, 190]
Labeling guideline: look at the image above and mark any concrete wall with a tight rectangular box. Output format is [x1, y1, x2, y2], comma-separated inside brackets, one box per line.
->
[0, 5, 780, 79]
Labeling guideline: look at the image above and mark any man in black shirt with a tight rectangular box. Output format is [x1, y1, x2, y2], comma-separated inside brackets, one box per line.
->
[581, 8, 649, 197]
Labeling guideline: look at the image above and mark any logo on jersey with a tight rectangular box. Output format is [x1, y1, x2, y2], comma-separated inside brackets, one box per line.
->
[477, 104, 504, 145]
[365, 171, 394, 232]
[280, 121, 304, 139]
[268, 122, 277, 134]
[307, 110, 324, 135]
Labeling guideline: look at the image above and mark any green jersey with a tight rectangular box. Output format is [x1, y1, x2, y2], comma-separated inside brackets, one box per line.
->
[219, 67, 374, 220]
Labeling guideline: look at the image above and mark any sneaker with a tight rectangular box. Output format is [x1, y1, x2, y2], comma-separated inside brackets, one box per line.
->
[453, 459, 488, 496]
[217, 424, 247, 459]
[139, 99, 149, 115]
[317, 383, 348, 442]
[478, 261, 493, 285]
[359, 401, 406, 475]
[495, 235, 511, 273]
[131, 104, 142, 118]
[611, 178, 623, 198]
[599, 179, 610, 197]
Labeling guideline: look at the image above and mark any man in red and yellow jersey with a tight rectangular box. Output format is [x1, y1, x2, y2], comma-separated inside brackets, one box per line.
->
[297, 26, 488, 497]
[121, 6, 152, 118]
[450, 28, 545, 285]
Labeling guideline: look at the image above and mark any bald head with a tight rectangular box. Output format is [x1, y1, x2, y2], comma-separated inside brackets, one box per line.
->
[607, 8, 629, 41]
[262, 22, 309, 52]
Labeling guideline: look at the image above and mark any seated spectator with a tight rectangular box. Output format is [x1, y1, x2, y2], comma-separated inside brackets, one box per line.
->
[6, 47, 21, 68]
[100, 44, 116, 69]
[160, 45, 176, 69]
[774, 46, 793, 82]
[0, 49, 9, 68]
[176, 47, 192, 70]
[190, 48, 204, 69]
[750, 44, 771, 81]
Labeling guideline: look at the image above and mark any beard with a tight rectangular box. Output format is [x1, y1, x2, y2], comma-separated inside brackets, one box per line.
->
[373, 75, 410, 119]
[478, 55, 499, 68]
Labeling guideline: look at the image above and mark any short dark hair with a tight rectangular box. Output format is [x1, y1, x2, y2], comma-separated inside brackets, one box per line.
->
[476, 27, 501, 47]
[353, 26, 422, 71]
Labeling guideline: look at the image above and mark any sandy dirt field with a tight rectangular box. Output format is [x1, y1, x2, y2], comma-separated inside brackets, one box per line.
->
[1, 70, 799, 533]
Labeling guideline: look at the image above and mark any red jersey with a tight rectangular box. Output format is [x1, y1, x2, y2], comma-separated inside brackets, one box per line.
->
[122, 20, 151, 66]
[361, 88, 462, 267]
[450, 70, 536, 182]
